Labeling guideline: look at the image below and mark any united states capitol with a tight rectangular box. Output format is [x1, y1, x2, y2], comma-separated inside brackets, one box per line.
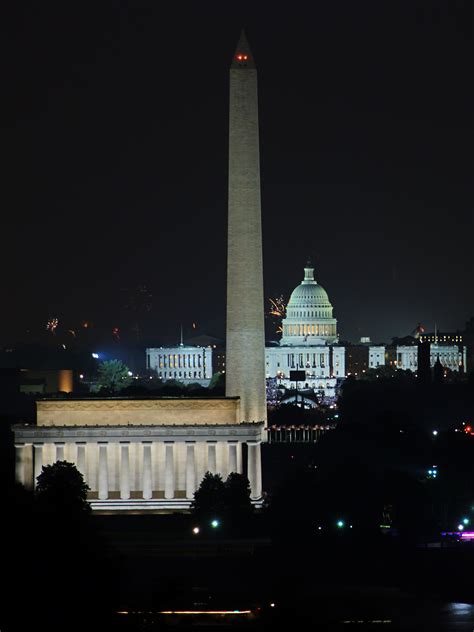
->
[148, 259, 467, 407]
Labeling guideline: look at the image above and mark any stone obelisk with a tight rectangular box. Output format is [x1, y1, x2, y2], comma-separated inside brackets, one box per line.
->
[226, 31, 267, 427]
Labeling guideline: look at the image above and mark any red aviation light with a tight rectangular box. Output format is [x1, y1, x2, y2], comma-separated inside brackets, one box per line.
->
[235, 54, 249, 61]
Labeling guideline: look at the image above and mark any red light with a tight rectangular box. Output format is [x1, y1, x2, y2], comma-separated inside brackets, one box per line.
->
[466, 426, 472, 433]
[235, 54, 248, 61]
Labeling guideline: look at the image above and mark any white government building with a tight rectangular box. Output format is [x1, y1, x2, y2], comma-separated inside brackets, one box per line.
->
[14, 398, 263, 511]
[368, 344, 467, 372]
[146, 345, 213, 386]
[265, 263, 345, 400]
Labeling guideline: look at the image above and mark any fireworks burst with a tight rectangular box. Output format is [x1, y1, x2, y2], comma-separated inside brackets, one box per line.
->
[267, 296, 286, 319]
[46, 317, 59, 334]
[266, 296, 286, 335]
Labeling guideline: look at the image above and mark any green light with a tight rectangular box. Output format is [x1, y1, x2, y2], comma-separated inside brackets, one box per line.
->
[337, 520, 345, 528]
[211, 519, 220, 528]
[463, 518, 470, 525]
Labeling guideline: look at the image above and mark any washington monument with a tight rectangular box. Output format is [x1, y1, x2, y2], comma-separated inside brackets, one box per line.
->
[226, 31, 267, 428]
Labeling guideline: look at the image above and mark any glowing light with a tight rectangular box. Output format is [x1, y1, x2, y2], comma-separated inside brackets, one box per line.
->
[458, 524, 464, 530]
[46, 317, 59, 333]
[127, 371, 133, 376]
[270, 603, 275, 608]
[92, 353, 99, 359]
[463, 518, 470, 525]
[432, 430, 438, 436]
[192, 527, 200, 535]
[79, 374, 84, 379]
[211, 519, 220, 528]
[337, 520, 345, 528]
[235, 54, 249, 61]
[160, 610, 251, 615]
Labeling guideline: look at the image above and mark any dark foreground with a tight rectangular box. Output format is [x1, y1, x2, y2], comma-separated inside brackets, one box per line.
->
[5, 513, 474, 631]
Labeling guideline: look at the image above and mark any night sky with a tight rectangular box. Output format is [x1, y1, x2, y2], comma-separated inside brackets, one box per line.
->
[2, 2, 472, 349]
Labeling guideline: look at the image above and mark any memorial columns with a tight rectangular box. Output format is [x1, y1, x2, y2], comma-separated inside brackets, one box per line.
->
[120, 442, 131, 500]
[76, 442, 86, 477]
[98, 442, 109, 500]
[33, 443, 43, 487]
[142, 442, 152, 500]
[164, 442, 175, 499]
[55, 442, 64, 462]
[228, 441, 238, 474]
[185, 442, 196, 499]
[247, 440, 262, 500]
[207, 441, 217, 474]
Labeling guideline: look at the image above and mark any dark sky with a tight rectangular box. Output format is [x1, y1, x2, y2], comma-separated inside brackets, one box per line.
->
[2, 1, 473, 348]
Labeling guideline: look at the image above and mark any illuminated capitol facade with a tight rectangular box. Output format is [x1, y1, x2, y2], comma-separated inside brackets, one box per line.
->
[265, 262, 345, 400]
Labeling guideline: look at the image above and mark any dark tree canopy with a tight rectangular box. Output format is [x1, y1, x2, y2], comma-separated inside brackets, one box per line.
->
[191, 471, 253, 528]
[93, 359, 132, 392]
[35, 460, 90, 515]
[191, 472, 225, 520]
[224, 472, 252, 519]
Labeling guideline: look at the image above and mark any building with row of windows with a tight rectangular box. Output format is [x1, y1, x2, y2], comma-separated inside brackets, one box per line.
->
[265, 263, 345, 401]
[145, 267, 469, 400]
[345, 340, 467, 375]
[146, 345, 213, 385]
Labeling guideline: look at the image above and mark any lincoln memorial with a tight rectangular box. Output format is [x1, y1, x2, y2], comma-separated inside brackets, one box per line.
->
[13, 397, 263, 512]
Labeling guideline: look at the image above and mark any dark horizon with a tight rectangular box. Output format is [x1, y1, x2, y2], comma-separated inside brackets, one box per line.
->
[2, 2, 472, 348]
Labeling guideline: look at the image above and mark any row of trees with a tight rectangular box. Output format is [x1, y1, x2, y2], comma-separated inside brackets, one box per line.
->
[30, 461, 253, 527]
[88, 359, 225, 395]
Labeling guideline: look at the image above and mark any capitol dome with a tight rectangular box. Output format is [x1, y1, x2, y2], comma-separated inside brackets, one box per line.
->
[280, 263, 338, 346]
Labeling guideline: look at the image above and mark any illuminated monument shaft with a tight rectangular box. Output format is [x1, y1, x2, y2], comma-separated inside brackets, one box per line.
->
[226, 32, 267, 427]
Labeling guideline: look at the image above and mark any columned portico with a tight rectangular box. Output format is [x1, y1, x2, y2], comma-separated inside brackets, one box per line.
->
[98, 442, 109, 500]
[247, 440, 262, 500]
[228, 441, 238, 474]
[207, 441, 217, 474]
[76, 442, 86, 477]
[15, 443, 33, 490]
[55, 442, 64, 462]
[33, 443, 43, 487]
[185, 442, 196, 500]
[13, 416, 264, 511]
[164, 442, 175, 500]
[120, 442, 130, 500]
[142, 442, 153, 500]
